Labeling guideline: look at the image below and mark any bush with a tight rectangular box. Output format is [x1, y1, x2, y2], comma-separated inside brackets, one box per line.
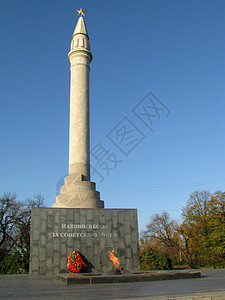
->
[140, 248, 173, 271]
[0, 251, 28, 275]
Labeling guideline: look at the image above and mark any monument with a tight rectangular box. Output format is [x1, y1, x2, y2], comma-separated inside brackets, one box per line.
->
[29, 9, 139, 275]
[53, 8, 103, 209]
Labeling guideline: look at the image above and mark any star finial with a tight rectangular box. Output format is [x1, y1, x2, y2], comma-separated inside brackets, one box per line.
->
[77, 8, 86, 16]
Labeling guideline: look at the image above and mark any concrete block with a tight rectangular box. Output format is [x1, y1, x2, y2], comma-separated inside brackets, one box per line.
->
[32, 242, 39, 256]
[33, 216, 40, 229]
[40, 209, 47, 222]
[40, 247, 46, 261]
[125, 233, 132, 246]
[86, 247, 92, 259]
[99, 211, 105, 223]
[132, 231, 138, 245]
[73, 211, 80, 222]
[112, 216, 117, 229]
[126, 247, 131, 258]
[53, 252, 60, 266]
[47, 215, 54, 228]
[87, 210, 92, 221]
[66, 209, 73, 221]
[46, 257, 52, 269]
[119, 237, 125, 249]
[67, 236, 73, 247]
[61, 243, 66, 255]
[60, 257, 66, 269]
[93, 244, 98, 256]
[80, 215, 86, 224]
[46, 242, 53, 257]
[54, 211, 60, 224]
[40, 234, 46, 246]
[118, 211, 124, 223]
[41, 220, 46, 232]
[53, 238, 60, 252]
[125, 220, 130, 233]
[80, 243, 87, 254]
[31, 256, 39, 271]
[53, 266, 60, 275]
[46, 269, 53, 275]
[32, 230, 40, 242]
[39, 261, 46, 275]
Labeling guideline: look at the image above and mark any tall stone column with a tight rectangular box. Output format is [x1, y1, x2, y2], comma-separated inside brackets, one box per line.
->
[68, 16, 92, 181]
[53, 15, 104, 208]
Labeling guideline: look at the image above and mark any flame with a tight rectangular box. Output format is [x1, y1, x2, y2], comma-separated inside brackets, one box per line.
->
[108, 249, 120, 269]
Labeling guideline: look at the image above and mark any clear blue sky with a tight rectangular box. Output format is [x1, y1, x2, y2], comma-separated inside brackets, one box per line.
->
[0, 0, 224, 231]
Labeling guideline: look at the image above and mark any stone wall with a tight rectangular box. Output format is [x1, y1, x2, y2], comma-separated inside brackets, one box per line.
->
[29, 208, 140, 275]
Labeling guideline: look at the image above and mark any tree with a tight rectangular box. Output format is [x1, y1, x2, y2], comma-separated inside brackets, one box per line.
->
[0, 193, 22, 259]
[206, 191, 225, 267]
[180, 190, 212, 267]
[142, 212, 182, 265]
[0, 192, 45, 274]
[181, 190, 225, 268]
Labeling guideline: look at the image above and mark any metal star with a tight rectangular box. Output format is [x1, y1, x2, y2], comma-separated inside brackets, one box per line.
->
[77, 8, 86, 16]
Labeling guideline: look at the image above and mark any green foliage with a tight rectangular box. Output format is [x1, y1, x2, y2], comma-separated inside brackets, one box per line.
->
[140, 248, 173, 271]
[181, 190, 225, 269]
[0, 251, 28, 274]
[142, 190, 225, 269]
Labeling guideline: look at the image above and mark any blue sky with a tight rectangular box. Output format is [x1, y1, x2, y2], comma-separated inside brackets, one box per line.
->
[0, 0, 224, 232]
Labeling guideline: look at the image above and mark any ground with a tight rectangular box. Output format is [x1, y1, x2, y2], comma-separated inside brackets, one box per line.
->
[0, 269, 225, 299]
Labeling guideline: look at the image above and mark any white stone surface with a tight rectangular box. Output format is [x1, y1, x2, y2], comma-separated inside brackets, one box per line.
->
[53, 16, 104, 208]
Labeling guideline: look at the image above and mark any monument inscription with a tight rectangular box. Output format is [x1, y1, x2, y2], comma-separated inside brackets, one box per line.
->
[51, 222, 118, 238]
[30, 208, 139, 275]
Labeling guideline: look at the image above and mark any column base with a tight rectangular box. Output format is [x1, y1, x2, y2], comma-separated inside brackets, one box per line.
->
[52, 173, 104, 208]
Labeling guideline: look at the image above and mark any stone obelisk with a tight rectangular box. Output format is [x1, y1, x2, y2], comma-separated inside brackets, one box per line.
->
[53, 11, 104, 208]
[30, 10, 139, 275]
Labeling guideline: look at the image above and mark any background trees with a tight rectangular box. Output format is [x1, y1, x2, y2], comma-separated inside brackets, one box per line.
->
[206, 191, 225, 266]
[141, 190, 225, 269]
[0, 193, 45, 274]
[141, 212, 182, 265]
[180, 190, 212, 267]
[181, 190, 225, 268]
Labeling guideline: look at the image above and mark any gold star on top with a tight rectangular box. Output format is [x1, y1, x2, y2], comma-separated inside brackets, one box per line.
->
[77, 8, 86, 16]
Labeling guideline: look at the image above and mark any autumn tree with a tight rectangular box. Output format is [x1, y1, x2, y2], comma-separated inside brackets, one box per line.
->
[180, 190, 211, 266]
[181, 190, 225, 268]
[205, 191, 225, 267]
[141, 212, 182, 265]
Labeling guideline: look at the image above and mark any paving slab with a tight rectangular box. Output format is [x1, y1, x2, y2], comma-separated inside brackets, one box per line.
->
[0, 269, 224, 300]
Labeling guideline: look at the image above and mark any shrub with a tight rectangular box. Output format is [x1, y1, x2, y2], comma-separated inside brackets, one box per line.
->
[140, 248, 173, 271]
[0, 252, 28, 275]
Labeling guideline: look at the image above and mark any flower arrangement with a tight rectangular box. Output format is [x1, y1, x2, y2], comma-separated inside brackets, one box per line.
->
[67, 251, 87, 273]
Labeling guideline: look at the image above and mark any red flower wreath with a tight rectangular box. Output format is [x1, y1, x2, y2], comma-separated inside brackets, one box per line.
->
[67, 251, 87, 273]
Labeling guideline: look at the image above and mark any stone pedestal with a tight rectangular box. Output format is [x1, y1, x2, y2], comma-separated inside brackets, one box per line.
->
[29, 208, 140, 275]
